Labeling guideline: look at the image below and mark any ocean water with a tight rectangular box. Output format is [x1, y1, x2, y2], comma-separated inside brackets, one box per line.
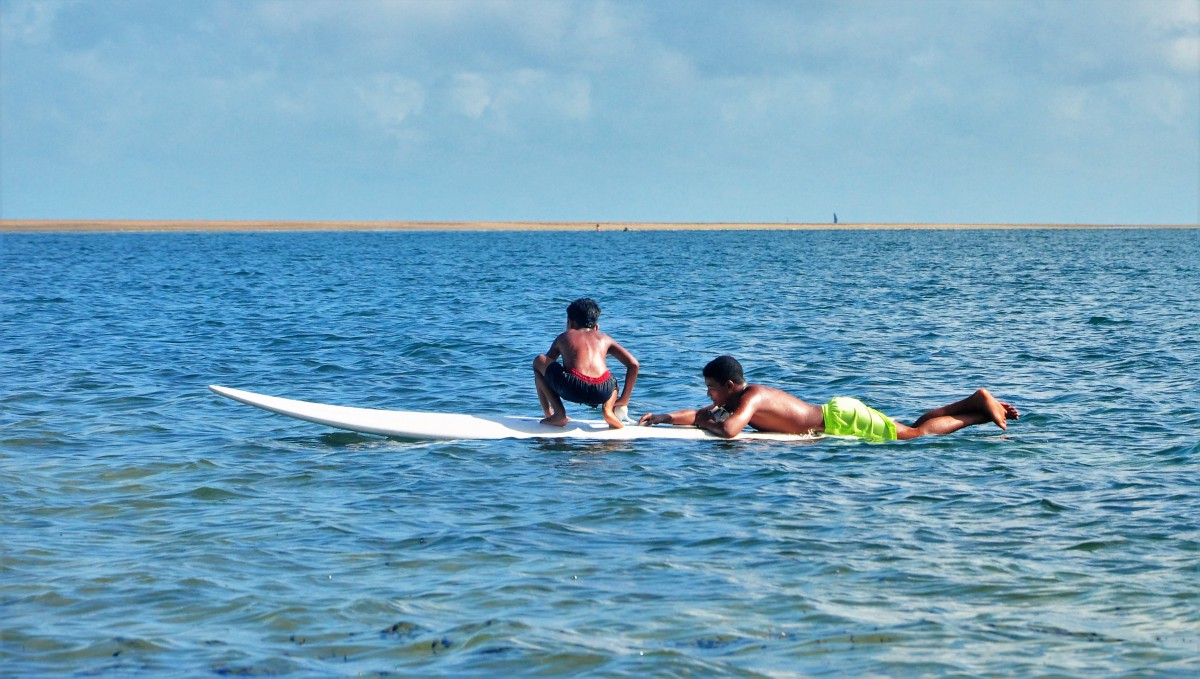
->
[2, 228, 1198, 677]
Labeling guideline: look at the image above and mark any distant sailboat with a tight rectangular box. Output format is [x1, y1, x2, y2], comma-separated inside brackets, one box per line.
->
[833, 213, 838, 224]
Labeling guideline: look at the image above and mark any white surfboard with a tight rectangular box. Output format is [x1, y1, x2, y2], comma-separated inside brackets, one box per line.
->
[209, 385, 821, 442]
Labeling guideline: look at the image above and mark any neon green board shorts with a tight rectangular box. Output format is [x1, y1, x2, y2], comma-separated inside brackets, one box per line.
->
[821, 397, 897, 442]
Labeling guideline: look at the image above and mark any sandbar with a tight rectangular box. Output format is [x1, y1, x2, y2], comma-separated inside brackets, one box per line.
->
[0, 220, 1193, 233]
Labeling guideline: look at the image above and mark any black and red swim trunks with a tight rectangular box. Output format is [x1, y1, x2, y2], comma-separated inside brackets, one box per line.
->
[544, 362, 618, 406]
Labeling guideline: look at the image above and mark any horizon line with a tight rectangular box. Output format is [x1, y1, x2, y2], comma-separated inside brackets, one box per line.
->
[2, 219, 1197, 234]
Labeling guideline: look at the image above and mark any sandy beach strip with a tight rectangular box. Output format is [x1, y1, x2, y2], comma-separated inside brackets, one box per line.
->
[0, 220, 1194, 233]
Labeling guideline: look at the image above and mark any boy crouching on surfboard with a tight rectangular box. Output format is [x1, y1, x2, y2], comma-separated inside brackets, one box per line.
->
[533, 298, 639, 429]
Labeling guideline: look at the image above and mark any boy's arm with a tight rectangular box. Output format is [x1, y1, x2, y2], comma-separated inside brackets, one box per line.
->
[606, 340, 639, 406]
[545, 334, 563, 360]
[693, 396, 757, 438]
[638, 408, 703, 426]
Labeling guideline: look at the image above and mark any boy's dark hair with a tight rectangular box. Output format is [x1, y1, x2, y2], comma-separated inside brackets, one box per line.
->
[566, 298, 601, 329]
[703, 355, 745, 385]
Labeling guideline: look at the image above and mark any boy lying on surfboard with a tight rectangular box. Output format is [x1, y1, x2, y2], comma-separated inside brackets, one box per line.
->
[534, 298, 639, 429]
[639, 355, 1018, 442]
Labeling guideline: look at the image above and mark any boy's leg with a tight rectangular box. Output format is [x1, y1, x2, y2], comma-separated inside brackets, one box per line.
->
[532, 355, 569, 426]
[895, 412, 993, 440]
[899, 388, 1018, 439]
[601, 389, 624, 430]
[533, 371, 562, 419]
[532, 356, 552, 416]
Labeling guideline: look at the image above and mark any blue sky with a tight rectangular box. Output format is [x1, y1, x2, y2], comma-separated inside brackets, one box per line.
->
[2, 0, 1197, 224]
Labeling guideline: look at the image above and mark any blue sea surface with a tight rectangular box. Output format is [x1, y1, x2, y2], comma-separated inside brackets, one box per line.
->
[2, 228, 1198, 676]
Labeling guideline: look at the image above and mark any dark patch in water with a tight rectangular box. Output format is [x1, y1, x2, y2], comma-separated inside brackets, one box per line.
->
[1067, 539, 1125, 552]
[1038, 498, 1069, 512]
[213, 664, 277, 676]
[380, 620, 427, 639]
[317, 431, 383, 446]
[1027, 624, 1118, 642]
[1087, 316, 1134, 326]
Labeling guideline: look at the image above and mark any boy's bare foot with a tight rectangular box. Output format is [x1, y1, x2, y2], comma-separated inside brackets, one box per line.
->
[540, 414, 569, 427]
[975, 388, 1011, 430]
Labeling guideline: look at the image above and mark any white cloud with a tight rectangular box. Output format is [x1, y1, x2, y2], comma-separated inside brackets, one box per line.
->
[354, 75, 426, 140]
[441, 69, 591, 126]
[645, 49, 695, 87]
[547, 74, 591, 120]
[490, 69, 591, 122]
[1049, 87, 1090, 123]
[1133, 0, 1199, 75]
[0, 0, 63, 44]
[247, 0, 619, 71]
[1165, 34, 1199, 73]
[717, 74, 834, 126]
[449, 73, 492, 119]
[1033, 1, 1199, 128]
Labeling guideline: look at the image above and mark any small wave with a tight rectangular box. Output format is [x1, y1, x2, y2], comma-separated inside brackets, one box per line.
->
[177, 486, 251, 501]
[1086, 316, 1134, 326]
[1066, 538, 1127, 552]
[11, 296, 71, 304]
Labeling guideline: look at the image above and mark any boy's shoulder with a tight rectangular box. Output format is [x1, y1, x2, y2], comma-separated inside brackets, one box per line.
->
[554, 327, 589, 341]
[562, 327, 613, 345]
[591, 328, 616, 344]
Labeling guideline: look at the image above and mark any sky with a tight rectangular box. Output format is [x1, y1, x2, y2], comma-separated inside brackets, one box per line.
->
[1, 0, 1197, 224]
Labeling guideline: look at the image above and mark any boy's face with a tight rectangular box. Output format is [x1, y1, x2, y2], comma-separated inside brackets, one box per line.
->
[704, 377, 736, 407]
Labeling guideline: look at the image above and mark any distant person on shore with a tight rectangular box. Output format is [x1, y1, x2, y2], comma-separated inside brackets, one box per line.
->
[638, 355, 1017, 441]
[534, 298, 639, 429]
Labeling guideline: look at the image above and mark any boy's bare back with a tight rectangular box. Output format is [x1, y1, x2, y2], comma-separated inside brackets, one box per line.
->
[551, 328, 616, 378]
[723, 384, 825, 435]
